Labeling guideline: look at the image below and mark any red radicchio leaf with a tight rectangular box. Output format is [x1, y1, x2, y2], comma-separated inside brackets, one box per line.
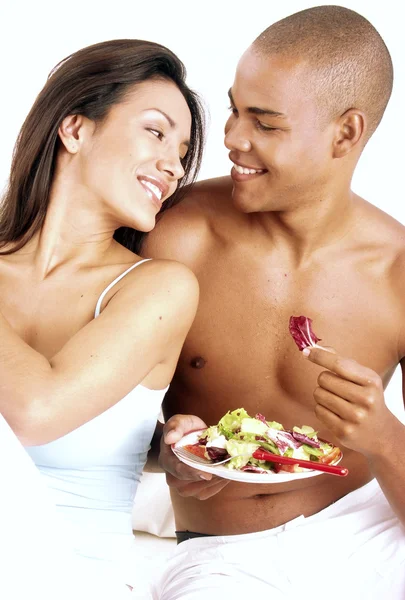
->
[240, 465, 269, 474]
[289, 315, 321, 351]
[292, 431, 321, 448]
[266, 429, 302, 455]
[255, 413, 268, 425]
[206, 446, 229, 462]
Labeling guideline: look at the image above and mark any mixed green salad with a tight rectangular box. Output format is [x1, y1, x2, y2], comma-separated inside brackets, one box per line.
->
[193, 408, 340, 474]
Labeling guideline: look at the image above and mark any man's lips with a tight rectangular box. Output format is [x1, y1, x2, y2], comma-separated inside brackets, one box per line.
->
[138, 175, 169, 208]
[229, 157, 267, 182]
[231, 163, 267, 183]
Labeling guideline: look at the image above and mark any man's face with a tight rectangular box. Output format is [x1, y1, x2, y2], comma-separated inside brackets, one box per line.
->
[224, 48, 335, 213]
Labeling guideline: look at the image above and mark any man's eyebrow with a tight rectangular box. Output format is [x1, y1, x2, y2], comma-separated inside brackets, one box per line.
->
[228, 89, 285, 119]
[145, 108, 190, 147]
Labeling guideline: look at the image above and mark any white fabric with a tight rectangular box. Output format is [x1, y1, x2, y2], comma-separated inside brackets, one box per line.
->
[132, 532, 176, 599]
[0, 414, 132, 600]
[94, 258, 151, 317]
[25, 259, 168, 588]
[132, 472, 175, 538]
[26, 384, 166, 586]
[154, 478, 405, 600]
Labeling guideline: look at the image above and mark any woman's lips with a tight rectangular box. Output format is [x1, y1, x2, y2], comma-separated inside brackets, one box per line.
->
[138, 176, 168, 209]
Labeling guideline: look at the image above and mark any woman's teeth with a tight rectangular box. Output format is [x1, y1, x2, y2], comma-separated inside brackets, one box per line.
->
[143, 181, 162, 201]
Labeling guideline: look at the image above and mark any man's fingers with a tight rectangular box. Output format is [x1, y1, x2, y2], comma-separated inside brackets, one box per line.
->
[303, 346, 378, 386]
[159, 447, 212, 481]
[316, 371, 364, 403]
[314, 386, 364, 421]
[186, 479, 230, 501]
[163, 414, 207, 444]
[166, 472, 222, 489]
[166, 474, 229, 500]
[314, 402, 344, 433]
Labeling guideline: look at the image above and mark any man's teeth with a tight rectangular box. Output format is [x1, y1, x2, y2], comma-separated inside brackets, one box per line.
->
[143, 181, 162, 201]
[233, 164, 263, 175]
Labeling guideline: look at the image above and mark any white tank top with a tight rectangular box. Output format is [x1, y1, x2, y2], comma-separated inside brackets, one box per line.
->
[26, 259, 169, 587]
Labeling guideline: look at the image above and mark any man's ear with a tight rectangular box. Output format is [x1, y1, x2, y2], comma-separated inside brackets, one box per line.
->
[332, 109, 366, 158]
[58, 114, 90, 154]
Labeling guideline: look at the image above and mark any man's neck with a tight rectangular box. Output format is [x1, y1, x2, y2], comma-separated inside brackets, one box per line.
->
[249, 190, 358, 265]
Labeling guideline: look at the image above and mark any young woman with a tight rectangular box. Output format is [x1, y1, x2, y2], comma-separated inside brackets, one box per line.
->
[0, 38, 204, 596]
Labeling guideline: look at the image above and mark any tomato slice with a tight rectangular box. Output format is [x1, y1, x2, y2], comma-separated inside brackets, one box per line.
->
[184, 444, 207, 459]
[320, 446, 341, 465]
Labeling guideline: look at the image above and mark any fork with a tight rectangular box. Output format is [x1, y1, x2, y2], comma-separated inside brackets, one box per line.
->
[172, 446, 349, 477]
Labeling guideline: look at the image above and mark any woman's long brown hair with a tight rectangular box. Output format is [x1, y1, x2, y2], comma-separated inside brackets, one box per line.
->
[0, 39, 205, 255]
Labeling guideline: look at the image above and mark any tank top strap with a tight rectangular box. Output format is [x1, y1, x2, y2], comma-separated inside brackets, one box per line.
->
[94, 258, 152, 318]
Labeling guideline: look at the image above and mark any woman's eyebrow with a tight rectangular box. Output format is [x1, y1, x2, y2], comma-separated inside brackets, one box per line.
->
[144, 108, 175, 127]
[143, 108, 190, 147]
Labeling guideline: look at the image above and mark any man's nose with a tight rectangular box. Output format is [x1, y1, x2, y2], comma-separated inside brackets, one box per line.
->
[224, 117, 252, 152]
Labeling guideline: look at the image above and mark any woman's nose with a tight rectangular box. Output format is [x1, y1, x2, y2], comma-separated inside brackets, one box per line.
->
[157, 154, 185, 181]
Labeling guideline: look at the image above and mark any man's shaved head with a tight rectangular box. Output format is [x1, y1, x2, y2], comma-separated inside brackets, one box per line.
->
[253, 5, 393, 141]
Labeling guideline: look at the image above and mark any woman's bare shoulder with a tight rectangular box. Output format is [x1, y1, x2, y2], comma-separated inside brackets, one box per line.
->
[112, 257, 199, 309]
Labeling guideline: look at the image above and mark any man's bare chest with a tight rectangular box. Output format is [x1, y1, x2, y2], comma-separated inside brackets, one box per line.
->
[170, 257, 400, 424]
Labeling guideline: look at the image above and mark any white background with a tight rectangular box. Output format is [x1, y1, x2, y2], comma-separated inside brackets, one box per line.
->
[0, 0, 404, 417]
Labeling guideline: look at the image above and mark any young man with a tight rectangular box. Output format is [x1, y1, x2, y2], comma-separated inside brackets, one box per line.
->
[143, 6, 405, 598]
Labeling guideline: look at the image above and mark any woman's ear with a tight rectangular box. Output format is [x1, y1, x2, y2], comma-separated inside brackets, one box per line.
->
[58, 114, 87, 154]
[332, 109, 366, 158]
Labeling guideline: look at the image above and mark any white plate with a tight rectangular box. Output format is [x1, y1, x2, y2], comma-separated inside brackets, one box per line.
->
[173, 430, 343, 484]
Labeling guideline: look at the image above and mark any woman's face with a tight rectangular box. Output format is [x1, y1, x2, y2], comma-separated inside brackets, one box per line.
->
[70, 79, 192, 232]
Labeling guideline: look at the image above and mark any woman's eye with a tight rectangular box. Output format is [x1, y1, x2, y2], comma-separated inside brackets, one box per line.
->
[228, 105, 238, 116]
[149, 129, 164, 140]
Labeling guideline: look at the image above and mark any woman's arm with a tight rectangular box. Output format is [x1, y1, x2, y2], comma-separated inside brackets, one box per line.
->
[0, 260, 199, 445]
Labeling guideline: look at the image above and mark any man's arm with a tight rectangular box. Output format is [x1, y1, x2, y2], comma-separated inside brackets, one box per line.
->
[142, 177, 233, 497]
[304, 346, 405, 525]
[144, 420, 164, 472]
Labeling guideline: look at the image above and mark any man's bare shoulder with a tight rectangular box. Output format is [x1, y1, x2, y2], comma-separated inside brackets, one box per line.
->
[186, 175, 234, 205]
[142, 176, 235, 267]
[356, 197, 405, 249]
[361, 200, 405, 334]
[161, 175, 234, 225]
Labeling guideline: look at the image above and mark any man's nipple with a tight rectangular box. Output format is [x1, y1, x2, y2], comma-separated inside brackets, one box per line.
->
[190, 356, 206, 369]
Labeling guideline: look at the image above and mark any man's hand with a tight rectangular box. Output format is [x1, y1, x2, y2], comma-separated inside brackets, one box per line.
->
[159, 414, 230, 500]
[303, 346, 395, 457]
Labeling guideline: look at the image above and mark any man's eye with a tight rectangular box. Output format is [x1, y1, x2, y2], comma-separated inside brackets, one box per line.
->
[256, 121, 277, 132]
[228, 105, 238, 115]
[149, 129, 164, 140]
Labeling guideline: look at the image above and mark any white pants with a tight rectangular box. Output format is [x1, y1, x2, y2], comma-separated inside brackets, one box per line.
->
[0, 414, 133, 600]
[154, 478, 405, 599]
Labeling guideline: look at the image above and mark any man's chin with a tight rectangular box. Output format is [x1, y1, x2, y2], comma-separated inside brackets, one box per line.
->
[231, 186, 260, 213]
